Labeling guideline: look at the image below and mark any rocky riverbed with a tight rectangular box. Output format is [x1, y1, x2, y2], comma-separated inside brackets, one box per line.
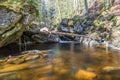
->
[0, 43, 120, 80]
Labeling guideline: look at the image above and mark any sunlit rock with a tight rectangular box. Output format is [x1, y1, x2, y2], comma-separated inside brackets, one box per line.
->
[40, 27, 49, 31]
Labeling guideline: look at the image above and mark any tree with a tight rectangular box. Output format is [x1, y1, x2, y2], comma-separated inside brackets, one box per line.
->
[56, 0, 62, 22]
[84, 0, 89, 15]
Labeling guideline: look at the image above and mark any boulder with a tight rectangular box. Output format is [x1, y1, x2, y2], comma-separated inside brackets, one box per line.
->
[74, 21, 83, 34]
[0, 4, 37, 47]
[0, 7, 23, 47]
[61, 18, 68, 26]
[58, 24, 71, 32]
[75, 70, 97, 80]
[58, 18, 74, 33]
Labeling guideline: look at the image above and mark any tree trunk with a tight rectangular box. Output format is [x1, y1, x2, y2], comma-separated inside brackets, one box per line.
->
[84, 0, 89, 15]
[56, 0, 62, 22]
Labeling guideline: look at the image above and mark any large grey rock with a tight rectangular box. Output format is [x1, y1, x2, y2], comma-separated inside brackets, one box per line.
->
[0, 7, 22, 35]
[32, 33, 60, 43]
[74, 21, 83, 34]
[0, 7, 23, 47]
[0, 6, 36, 47]
[61, 18, 68, 25]
[58, 18, 74, 33]
[58, 24, 73, 33]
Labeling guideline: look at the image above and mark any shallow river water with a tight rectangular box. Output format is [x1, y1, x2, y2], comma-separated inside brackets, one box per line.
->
[0, 43, 120, 80]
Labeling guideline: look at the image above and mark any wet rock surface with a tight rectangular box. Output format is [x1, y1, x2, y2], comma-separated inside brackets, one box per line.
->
[0, 50, 50, 65]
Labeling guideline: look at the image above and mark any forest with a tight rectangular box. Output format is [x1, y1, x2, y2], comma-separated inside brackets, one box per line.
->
[0, 0, 120, 80]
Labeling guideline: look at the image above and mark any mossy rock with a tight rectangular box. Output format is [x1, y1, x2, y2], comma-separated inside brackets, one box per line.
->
[94, 20, 106, 28]
[0, 3, 37, 47]
[107, 14, 115, 20]
[0, 1, 23, 12]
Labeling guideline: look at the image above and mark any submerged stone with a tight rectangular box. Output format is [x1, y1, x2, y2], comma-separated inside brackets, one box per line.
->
[75, 70, 97, 80]
[0, 63, 29, 73]
[25, 55, 40, 61]
[7, 57, 25, 64]
[102, 66, 120, 73]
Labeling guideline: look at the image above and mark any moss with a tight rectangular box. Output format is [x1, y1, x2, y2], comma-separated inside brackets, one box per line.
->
[0, 1, 23, 12]
[107, 14, 114, 20]
[101, 11, 107, 16]
[72, 15, 81, 22]
[99, 22, 106, 27]
[0, 0, 38, 14]
[111, 16, 117, 25]
[97, 14, 103, 20]
[94, 19, 106, 28]
[94, 20, 99, 27]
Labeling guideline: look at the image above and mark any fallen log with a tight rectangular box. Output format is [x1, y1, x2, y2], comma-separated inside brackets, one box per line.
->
[24, 30, 89, 38]
[41, 31, 84, 37]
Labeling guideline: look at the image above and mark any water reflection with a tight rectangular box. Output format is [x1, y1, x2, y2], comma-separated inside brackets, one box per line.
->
[0, 43, 120, 80]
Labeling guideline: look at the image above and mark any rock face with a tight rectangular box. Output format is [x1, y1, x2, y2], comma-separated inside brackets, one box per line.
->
[0, 5, 36, 47]
[0, 7, 22, 47]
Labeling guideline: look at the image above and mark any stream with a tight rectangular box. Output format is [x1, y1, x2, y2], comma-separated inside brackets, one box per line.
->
[0, 43, 120, 80]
